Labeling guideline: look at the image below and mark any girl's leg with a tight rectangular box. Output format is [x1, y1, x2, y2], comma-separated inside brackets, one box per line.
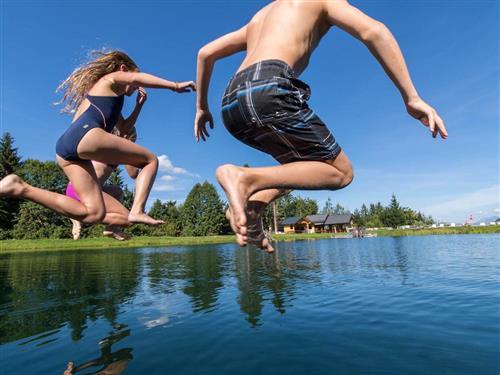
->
[0, 160, 129, 226]
[101, 184, 130, 240]
[76, 128, 162, 225]
[70, 218, 82, 240]
[217, 150, 354, 238]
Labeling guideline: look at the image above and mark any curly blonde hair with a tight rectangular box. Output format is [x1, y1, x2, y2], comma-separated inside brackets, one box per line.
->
[56, 50, 138, 114]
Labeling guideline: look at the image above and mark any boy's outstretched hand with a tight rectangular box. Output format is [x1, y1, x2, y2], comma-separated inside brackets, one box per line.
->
[194, 109, 214, 142]
[406, 97, 448, 139]
[174, 81, 196, 93]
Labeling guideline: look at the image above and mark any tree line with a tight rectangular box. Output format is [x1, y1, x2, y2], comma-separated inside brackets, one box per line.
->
[0, 132, 433, 239]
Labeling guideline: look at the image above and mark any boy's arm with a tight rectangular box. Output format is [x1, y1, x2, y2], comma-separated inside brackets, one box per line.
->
[324, 0, 447, 139]
[195, 26, 247, 142]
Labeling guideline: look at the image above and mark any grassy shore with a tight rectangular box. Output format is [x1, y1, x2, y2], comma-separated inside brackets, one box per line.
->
[0, 226, 498, 253]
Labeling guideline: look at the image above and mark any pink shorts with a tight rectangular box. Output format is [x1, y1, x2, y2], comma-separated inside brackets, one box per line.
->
[66, 182, 81, 202]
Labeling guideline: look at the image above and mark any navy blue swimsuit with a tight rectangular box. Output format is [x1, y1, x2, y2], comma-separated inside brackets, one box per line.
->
[56, 94, 124, 161]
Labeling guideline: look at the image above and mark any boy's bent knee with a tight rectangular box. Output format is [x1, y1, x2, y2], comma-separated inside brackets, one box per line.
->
[341, 168, 354, 188]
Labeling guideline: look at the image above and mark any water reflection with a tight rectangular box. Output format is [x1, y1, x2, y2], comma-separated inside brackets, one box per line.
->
[0, 250, 140, 344]
[1, 235, 498, 374]
[63, 323, 132, 375]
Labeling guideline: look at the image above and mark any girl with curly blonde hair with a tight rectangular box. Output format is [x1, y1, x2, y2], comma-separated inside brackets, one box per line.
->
[0, 50, 195, 227]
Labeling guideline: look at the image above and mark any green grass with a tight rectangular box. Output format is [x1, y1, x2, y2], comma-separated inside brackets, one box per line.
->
[0, 225, 498, 253]
[374, 225, 500, 237]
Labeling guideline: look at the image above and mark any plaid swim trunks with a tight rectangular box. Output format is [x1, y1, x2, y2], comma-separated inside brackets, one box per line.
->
[221, 59, 341, 164]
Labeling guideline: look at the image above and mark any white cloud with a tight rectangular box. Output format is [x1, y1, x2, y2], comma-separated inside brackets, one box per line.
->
[422, 185, 499, 222]
[152, 155, 199, 193]
[153, 183, 180, 192]
[157, 154, 199, 177]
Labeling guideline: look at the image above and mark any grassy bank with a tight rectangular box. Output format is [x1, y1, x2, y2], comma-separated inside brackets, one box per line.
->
[0, 226, 498, 253]
[375, 225, 500, 237]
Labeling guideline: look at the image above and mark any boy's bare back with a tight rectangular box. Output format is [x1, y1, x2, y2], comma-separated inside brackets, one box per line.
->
[241, 0, 330, 75]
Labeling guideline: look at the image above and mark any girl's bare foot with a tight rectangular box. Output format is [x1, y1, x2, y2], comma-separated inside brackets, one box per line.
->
[0, 174, 26, 198]
[216, 164, 250, 237]
[128, 212, 164, 226]
[70, 218, 82, 240]
[226, 207, 248, 246]
[103, 225, 131, 241]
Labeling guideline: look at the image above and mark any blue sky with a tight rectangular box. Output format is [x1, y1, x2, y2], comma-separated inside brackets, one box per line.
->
[1, 0, 498, 223]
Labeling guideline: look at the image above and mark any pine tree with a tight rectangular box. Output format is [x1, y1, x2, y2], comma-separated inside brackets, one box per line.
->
[381, 193, 405, 228]
[0, 133, 22, 230]
[180, 182, 226, 236]
[0, 132, 21, 177]
[322, 198, 334, 214]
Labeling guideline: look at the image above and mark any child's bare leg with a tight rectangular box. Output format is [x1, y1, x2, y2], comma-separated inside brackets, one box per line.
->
[226, 188, 289, 251]
[101, 184, 131, 239]
[0, 161, 130, 226]
[70, 218, 82, 240]
[217, 150, 353, 237]
[77, 128, 163, 226]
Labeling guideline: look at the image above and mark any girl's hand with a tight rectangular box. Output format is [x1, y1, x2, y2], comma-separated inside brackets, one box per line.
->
[194, 108, 214, 142]
[136, 87, 147, 105]
[406, 97, 448, 139]
[174, 81, 196, 93]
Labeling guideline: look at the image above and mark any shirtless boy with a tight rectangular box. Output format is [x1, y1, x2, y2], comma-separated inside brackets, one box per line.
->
[194, 0, 447, 252]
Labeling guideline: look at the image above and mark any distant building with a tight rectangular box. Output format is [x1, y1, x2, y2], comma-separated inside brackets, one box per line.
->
[324, 213, 353, 233]
[280, 213, 353, 234]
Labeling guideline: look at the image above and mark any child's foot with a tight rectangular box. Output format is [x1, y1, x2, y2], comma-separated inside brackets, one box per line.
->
[103, 225, 131, 241]
[246, 209, 274, 253]
[70, 218, 82, 240]
[226, 207, 248, 246]
[128, 212, 164, 226]
[0, 174, 26, 198]
[216, 164, 250, 236]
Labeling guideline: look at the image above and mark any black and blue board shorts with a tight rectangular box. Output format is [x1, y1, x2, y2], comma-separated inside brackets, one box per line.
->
[221, 59, 341, 164]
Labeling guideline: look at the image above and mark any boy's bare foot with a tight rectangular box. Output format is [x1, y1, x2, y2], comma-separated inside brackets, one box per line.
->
[226, 207, 247, 246]
[103, 225, 131, 241]
[128, 212, 164, 226]
[0, 174, 26, 198]
[216, 164, 250, 236]
[246, 209, 274, 253]
[70, 219, 82, 240]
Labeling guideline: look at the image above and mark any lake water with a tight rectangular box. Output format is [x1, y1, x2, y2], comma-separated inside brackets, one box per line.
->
[1, 234, 499, 375]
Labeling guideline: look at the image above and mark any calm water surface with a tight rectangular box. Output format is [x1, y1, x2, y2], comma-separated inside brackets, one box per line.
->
[1, 234, 499, 374]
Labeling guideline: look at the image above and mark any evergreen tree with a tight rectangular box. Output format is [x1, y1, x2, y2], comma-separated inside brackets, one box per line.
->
[11, 202, 71, 239]
[321, 198, 334, 214]
[0, 132, 22, 231]
[107, 168, 125, 188]
[0, 132, 21, 177]
[180, 182, 226, 236]
[332, 202, 347, 214]
[148, 199, 181, 236]
[381, 194, 406, 228]
[20, 159, 67, 193]
[294, 197, 318, 218]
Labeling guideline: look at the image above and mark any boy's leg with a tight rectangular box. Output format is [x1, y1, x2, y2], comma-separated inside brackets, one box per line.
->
[227, 188, 290, 252]
[217, 150, 353, 238]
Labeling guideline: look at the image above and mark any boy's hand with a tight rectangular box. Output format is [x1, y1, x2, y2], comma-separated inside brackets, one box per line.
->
[194, 109, 214, 142]
[174, 81, 196, 93]
[406, 97, 448, 139]
[136, 87, 147, 105]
